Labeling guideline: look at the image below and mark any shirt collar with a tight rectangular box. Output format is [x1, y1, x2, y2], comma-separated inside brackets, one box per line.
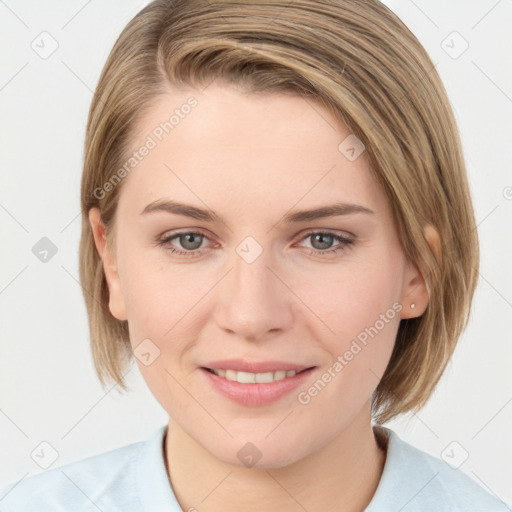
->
[136, 424, 181, 511]
[135, 423, 472, 512]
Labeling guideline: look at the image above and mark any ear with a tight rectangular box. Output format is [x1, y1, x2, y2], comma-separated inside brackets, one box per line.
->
[400, 224, 440, 319]
[88, 207, 128, 321]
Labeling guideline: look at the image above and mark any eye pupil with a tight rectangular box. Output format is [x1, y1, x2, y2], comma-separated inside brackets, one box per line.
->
[311, 233, 333, 250]
[180, 233, 203, 250]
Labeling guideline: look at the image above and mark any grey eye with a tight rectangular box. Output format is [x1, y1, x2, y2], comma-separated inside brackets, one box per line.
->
[178, 233, 204, 250]
[309, 233, 335, 250]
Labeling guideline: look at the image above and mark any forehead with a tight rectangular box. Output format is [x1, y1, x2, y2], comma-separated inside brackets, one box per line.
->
[119, 83, 387, 218]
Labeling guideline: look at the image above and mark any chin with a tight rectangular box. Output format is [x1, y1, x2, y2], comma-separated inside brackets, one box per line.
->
[205, 434, 314, 470]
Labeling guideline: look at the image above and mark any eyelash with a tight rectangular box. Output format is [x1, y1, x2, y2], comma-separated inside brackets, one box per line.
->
[155, 230, 354, 258]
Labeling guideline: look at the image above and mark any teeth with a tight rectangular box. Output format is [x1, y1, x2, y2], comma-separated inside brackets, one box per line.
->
[211, 368, 299, 383]
[256, 372, 275, 383]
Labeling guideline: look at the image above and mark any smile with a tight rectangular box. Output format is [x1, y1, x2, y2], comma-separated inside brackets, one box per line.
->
[206, 368, 303, 383]
[200, 366, 317, 406]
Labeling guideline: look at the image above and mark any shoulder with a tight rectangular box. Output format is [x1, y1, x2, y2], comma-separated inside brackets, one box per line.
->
[0, 428, 162, 512]
[366, 426, 510, 512]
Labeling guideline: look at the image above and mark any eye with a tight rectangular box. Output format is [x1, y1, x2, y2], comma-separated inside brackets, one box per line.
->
[156, 231, 210, 257]
[297, 231, 354, 257]
[155, 229, 354, 258]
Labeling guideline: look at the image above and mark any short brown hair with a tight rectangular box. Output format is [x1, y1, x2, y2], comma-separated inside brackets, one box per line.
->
[79, 0, 479, 423]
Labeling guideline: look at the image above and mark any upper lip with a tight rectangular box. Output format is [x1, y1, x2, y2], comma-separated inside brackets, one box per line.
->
[202, 359, 315, 373]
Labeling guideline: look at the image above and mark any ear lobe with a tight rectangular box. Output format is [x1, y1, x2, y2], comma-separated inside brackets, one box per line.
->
[400, 224, 440, 320]
[88, 208, 127, 321]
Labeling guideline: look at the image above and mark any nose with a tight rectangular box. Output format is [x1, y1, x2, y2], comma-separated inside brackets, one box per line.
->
[213, 245, 294, 342]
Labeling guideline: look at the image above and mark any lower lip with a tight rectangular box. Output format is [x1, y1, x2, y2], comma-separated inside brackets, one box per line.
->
[200, 367, 316, 406]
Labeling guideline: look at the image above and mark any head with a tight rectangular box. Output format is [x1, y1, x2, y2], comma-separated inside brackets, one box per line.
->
[80, 0, 478, 467]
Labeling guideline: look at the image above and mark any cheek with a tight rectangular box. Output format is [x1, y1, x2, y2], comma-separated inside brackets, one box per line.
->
[300, 252, 401, 334]
[118, 252, 202, 412]
[296, 254, 402, 389]
[118, 245, 204, 338]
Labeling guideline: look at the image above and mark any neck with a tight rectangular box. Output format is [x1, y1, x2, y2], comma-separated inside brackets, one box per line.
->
[164, 402, 387, 512]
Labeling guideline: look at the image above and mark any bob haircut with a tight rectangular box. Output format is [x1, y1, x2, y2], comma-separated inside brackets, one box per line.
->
[79, 0, 479, 424]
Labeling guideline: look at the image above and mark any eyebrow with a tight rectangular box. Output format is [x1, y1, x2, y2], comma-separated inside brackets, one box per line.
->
[139, 199, 375, 223]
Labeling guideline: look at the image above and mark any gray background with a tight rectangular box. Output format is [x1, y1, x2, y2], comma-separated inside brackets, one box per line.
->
[1, 0, 511, 505]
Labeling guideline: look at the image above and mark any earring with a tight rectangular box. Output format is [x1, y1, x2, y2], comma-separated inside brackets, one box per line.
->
[410, 303, 416, 309]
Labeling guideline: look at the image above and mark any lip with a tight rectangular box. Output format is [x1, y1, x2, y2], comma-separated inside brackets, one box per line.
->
[202, 358, 313, 373]
[199, 364, 317, 407]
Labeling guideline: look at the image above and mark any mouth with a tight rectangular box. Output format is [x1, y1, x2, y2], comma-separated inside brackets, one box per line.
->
[202, 367, 313, 384]
[199, 363, 317, 406]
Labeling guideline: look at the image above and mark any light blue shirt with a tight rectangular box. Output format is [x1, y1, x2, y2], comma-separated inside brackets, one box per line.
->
[0, 424, 508, 511]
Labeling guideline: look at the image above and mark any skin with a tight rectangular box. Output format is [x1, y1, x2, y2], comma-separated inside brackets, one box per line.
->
[89, 81, 437, 511]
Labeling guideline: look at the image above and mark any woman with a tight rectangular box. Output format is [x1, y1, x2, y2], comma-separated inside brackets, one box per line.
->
[0, 0, 508, 510]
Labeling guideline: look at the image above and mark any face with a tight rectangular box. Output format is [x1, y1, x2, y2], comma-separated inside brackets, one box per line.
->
[90, 81, 427, 468]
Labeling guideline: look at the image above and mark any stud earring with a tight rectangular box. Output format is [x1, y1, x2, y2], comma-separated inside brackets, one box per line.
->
[410, 303, 416, 309]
